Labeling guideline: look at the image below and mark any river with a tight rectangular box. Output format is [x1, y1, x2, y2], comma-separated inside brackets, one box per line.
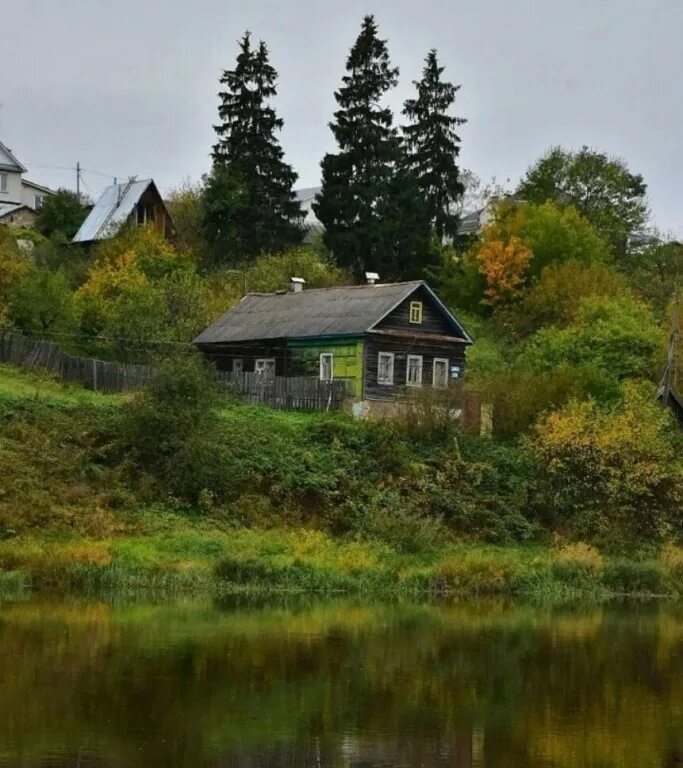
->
[0, 596, 680, 767]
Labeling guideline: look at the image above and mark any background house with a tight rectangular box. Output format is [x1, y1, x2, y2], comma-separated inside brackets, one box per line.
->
[194, 278, 472, 412]
[294, 186, 324, 242]
[0, 140, 54, 227]
[72, 178, 173, 244]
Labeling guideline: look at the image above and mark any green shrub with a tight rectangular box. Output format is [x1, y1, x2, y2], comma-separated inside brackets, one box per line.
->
[551, 542, 604, 584]
[433, 552, 520, 595]
[118, 351, 227, 502]
[601, 560, 667, 595]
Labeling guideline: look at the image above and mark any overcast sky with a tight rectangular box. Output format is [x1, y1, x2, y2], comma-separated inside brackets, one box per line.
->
[2, 0, 681, 235]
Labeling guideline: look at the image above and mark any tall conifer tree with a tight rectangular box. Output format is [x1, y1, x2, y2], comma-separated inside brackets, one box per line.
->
[403, 50, 466, 241]
[314, 16, 402, 278]
[210, 32, 302, 258]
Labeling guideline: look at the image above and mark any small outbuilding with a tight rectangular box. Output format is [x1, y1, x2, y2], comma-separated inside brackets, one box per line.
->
[72, 178, 173, 244]
[194, 277, 472, 412]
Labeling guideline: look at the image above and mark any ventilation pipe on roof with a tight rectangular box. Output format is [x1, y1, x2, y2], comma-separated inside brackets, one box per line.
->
[365, 272, 380, 285]
[291, 277, 305, 293]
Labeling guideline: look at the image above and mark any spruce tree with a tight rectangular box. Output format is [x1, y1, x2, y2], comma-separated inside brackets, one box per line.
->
[313, 16, 401, 278]
[211, 32, 302, 259]
[403, 49, 466, 241]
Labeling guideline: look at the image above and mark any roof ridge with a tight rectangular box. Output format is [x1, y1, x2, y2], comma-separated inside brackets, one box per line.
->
[242, 280, 421, 298]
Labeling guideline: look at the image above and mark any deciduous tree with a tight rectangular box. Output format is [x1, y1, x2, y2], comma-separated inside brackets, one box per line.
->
[35, 189, 87, 240]
[518, 146, 648, 253]
[476, 237, 532, 304]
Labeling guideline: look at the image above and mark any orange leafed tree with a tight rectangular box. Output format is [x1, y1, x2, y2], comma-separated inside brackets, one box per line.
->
[476, 236, 532, 303]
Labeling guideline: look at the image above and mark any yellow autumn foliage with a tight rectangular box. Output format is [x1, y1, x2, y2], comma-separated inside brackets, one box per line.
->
[531, 382, 683, 546]
[476, 236, 532, 303]
[77, 249, 148, 302]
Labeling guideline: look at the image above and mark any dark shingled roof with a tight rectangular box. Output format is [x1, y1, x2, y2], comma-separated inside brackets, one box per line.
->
[194, 281, 472, 344]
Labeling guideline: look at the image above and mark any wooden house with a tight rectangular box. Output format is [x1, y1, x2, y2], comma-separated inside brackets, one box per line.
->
[194, 278, 472, 409]
[72, 178, 173, 244]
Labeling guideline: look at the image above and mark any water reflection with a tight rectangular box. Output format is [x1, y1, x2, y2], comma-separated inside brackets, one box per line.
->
[0, 597, 680, 767]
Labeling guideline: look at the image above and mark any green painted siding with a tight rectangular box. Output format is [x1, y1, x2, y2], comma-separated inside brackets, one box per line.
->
[287, 338, 364, 397]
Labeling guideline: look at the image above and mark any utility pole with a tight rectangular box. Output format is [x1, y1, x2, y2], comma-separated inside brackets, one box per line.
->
[76, 162, 81, 200]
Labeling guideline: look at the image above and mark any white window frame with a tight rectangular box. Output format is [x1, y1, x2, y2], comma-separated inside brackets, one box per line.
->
[0, 173, 7, 194]
[232, 358, 244, 374]
[319, 352, 334, 381]
[377, 352, 395, 385]
[34, 194, 45, 209]
[255, 358, 275, 378]
[406, 355, 423, 387]
[409, 301, 423, 324]
[432, 357, 449, 389]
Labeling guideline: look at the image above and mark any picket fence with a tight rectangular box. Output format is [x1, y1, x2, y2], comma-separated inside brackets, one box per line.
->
[0, 332, 347, 411]
[216, 370, 348, 412]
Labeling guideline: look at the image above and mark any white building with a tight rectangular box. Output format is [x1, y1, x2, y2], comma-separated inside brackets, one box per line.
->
[294, 186, 324, 242]
[0, 140, 54, 227]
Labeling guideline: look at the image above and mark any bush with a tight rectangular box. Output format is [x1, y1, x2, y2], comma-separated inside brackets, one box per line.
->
[661, 545, 683, 583]
[551, 542, 603, 583]
[530, 383, 683, 547]
[518, 295, 660, 381]
[396, 386, 466, 442]
[9, 266, 77, 336]
[434, 551, 521, 595]
[487, 364, 618, 437]
[601, 560, 667, 595]
[118, 351, 226, 502]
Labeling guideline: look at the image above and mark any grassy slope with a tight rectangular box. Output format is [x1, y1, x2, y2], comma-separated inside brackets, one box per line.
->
[0, 364, 681, 599]
[0, 364, 124, 407]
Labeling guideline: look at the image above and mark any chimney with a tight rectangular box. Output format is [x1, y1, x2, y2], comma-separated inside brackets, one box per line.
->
[365, 272, 380, 286]
[291, 277, 305, 293]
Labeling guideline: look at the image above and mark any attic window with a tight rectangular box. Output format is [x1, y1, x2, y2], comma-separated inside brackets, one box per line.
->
[0, 174, 7, 194]
[409, 301, 423, 324]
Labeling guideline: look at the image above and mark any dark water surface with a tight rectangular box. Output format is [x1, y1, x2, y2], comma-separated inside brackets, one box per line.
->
[0, 596, 681, 767]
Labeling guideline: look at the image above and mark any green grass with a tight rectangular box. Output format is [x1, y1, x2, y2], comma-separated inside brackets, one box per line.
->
[0, 364, 125, 407]
[0, 364, 680, 601]
[0, 529, 680, 599]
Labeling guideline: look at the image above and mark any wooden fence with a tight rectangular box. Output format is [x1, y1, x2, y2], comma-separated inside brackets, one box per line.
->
[0, 332, 152, 393]
[0, 331, 348, 411]
[216, 370, 348, 412]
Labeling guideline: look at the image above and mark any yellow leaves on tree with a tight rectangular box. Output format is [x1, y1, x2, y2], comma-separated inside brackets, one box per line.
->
[476, 236, 532, 304]
[77, 250, 148, 303]
[530, 382, 683, 545]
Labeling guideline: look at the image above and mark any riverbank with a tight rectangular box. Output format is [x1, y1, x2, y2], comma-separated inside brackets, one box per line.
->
[0, 363, 681, 601]
[1, 527, 681, 599]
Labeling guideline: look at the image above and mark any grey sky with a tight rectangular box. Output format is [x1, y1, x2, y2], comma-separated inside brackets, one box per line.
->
[2, 0, 681, 235]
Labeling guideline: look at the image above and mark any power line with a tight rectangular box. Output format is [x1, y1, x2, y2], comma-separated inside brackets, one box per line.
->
[25, 162, 128, 186]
